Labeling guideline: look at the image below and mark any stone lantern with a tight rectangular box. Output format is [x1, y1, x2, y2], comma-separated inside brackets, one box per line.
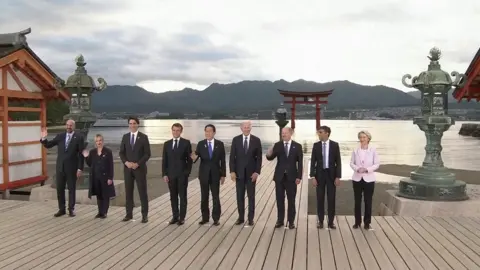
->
[274, 103, 289, 141]
[399, 47, 468, 201]
[52, 54, 107, 189]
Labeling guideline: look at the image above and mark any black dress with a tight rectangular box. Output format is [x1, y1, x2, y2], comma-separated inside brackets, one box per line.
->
[92, 154, 105, 199]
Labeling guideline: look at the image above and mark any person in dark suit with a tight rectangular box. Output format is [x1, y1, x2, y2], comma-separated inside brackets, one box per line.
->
[40, 119, 84, 217]
[162, 123, 193, 225]
[310, 125, 342, 229]
[191, 124, 226, 226]
[266, 127, 303, 229]
[119, 116, 151, 223]
[229, 120, 262, 226]
[82, 134, 115, 218]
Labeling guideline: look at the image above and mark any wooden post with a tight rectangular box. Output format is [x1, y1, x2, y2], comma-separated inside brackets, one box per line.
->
[315, 96, 321, 130]
[2, 95, 9, 199]
[291, 97, 296, 130]
[40, 99, 47, 179]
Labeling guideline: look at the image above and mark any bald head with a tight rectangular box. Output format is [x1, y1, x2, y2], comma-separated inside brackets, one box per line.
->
[240, 120, 252, 136]
[281, 127, 293, 141]
[65, 119, 75, 133]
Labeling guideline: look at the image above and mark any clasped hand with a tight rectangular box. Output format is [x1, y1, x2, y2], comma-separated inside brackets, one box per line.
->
[125, 161, 139, 170]
[357, 167, 368, 173]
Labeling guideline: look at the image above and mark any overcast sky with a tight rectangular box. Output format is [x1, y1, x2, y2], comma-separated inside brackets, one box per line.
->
[1, 0, 479, 93]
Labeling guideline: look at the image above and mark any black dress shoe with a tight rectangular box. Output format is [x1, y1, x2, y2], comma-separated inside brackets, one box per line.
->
[95, 213, 102, 218]
[213, 220, 220, 226]
[177, 220, 185, 225]
[199, 220, 209, 225]
[122, 216, 132, 222]
[169, 218, 179, 224]
[247, 220, 254, 226]
[234, 219, 244, 225]
[317, 222, 323, 229]
[353, 224, 360, 229]
[328, 224, 336, 229]
[68, 211, 76, 217]
[142, 217, 148, 223]
[99, 214, 107, 219]
[288, 223, 296, 229]
[54, 211, 66, 217]
[275, 222, 284, 228]
[364, 224, 371, 230]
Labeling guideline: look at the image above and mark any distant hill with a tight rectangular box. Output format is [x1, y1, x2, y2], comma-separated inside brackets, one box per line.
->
[91, 79, 420, 113]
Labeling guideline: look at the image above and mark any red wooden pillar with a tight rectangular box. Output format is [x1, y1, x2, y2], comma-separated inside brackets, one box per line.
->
[291, 97, 296, 130]
[315, 96, 321, 130]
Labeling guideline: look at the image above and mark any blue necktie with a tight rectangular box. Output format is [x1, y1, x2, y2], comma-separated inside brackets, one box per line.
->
[208, 141, 213, 159]
[130, 134, 134, 149]
[284, 142, 289, 157]
[243, 137, 248, 154]
[65, 134, 71, 152]
[323, 142, 327, 168]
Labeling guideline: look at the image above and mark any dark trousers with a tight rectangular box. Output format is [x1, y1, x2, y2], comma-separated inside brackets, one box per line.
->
[124, 168, 149, 218]
[200, 172, 221, 221]
[97, 198, 110, 215]
[353, 179, 375, 225]
[316, 169, 336, 225]
[236, 172, 256, 222]
[275, 174, 297, 224]
[56, 170, 76, 212]
[168, 175, 188, 220]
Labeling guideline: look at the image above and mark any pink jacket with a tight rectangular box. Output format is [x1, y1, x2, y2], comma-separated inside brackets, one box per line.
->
[349, 145, 380, 182]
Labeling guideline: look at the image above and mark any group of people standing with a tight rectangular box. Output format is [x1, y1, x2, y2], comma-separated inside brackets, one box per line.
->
[41, 118, 380, 230]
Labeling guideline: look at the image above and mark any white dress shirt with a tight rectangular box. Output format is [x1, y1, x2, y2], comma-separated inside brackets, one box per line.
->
[321, 140, 330, 168]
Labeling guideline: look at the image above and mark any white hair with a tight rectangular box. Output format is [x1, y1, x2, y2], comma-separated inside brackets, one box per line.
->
[358, 130, 372, 141]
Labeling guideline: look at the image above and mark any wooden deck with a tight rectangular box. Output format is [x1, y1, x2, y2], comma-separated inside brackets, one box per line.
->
[0, 159, 479, 269]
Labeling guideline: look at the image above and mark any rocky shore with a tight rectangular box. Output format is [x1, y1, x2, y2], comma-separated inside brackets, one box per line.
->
[459, 123, 480, 137]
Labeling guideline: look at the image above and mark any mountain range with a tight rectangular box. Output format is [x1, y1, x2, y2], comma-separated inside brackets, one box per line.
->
[90, 79, 466, 113]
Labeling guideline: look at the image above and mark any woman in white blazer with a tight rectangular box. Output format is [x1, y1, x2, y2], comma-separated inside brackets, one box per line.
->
[350, 130, 379, 230]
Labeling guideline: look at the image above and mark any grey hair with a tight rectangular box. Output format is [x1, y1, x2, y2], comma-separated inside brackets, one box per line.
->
[95, 134, 104, 140]
[358, 130, 372, 141]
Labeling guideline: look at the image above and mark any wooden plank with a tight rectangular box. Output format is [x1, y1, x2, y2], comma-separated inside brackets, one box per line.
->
[215, 166, 277, 270]
[436, 217, 480, 248]
[374, 217, 422, 269]
[337, 216, 365, 269]
[410, 217, 478, 269]
[344, 216, 379, 270]
[453, 217, 480, 239]
[318, 217, 335, 269]
[327, 218, 349, 269]
[384, 216, 437, 269]
[394, 216, 459, 270]
[292, 160, 309, 270]
[422, 217, 480, 266]
[24, 187, 196, 269]
[199, 163, 276, 269]
[306, 216, 321, 270]
[357, 218, 395, 270]
[46, 183, 201, 270]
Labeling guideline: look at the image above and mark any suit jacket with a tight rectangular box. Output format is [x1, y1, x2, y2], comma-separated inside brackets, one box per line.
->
[193, 139, 226, 181]
[85, 147, 115, 199]
[266, 140, 303, 182]
[40, 131, 84, 174]
[310, 140, 342, 179]
[229, 134, 262, 179]
[119, 131, 151, 173]
[350, 145, 379, 182]
[161, 137, 193, 178]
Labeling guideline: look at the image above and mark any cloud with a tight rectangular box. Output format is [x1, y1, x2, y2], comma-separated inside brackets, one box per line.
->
[1, 0, 480, 93]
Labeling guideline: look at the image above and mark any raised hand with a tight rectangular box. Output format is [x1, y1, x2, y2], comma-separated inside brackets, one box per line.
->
[82, 149, 89, 158]
[266, 145, 274, 156]
[40, 127, 48, 138]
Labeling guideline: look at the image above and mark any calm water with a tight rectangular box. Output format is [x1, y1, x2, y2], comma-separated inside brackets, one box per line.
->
[83, 119, 480, 171]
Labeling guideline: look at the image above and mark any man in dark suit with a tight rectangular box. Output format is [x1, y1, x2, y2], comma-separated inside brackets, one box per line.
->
[310, 125, 342, 229]
[40, 119, 84, 217]
[119, 116, 151, 223]
[229, 120, 262, 226]
[162, 123, 193, 225]
[266, 127, 303, 229]
[191, 124, 226, 226]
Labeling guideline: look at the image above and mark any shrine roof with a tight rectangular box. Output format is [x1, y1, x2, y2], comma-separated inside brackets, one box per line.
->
[452, 47, 480, 102]
[277, 89, 334, 96]
[0, 28, 64, 84]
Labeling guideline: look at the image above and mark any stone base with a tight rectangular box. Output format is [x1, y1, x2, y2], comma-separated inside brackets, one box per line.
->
[379, 185, 480, 216]
[29, 180, 125, 205]
[397, 177, 468, 201]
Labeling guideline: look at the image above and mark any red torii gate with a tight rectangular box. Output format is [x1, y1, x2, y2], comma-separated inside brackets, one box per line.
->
[278, 89, 334, 130]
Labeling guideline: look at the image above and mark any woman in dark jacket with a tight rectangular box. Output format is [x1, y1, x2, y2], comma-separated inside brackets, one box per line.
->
[82, 134, 116, 218]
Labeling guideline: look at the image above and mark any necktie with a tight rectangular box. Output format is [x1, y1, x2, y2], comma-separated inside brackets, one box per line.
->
[284, 142, 289, 157]
[173, 139, 178, 150]
[130, 134, 135, 149]
[323, 142, 327, 168]
[243, 137, 248, 154]
[65, 134, 71, 152]
[208, 141, 213, 159]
